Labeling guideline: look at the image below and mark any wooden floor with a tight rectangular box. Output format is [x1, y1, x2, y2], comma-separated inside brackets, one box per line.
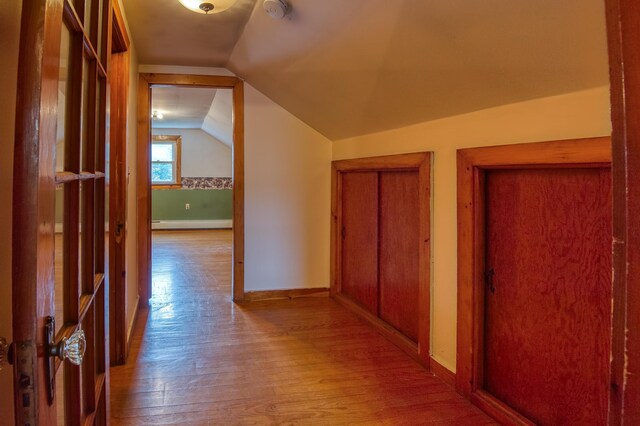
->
[109, 230, 494, 425]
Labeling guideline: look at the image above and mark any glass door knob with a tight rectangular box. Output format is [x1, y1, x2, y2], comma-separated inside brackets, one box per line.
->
[49, 329, 86, 365]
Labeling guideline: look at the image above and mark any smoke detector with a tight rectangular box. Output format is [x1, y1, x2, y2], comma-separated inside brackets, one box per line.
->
[263, 0, 289, 19]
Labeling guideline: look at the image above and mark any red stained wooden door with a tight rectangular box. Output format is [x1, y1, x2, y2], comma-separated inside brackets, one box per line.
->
[12, 0, 111, 424]
[484, 167, 612, 425]
[379, 171, 420, 342]
[341, 172, 379, 313]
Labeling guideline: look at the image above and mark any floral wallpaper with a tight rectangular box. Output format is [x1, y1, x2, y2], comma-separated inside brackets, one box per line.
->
[180, 177, 232, 190]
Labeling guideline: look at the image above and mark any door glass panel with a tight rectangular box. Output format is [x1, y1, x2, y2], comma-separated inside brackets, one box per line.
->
[79, 182, 83, 287]
[81, 180, 94, 294]
[84, 0, 93, 39]
[54, 184, 65, 335]
[93, 75, 102, 173]
[81, 308, 96, 416]
[81, 58, 91, 171]
[93, 0, 104, 59]
[56, 23, 72, 173]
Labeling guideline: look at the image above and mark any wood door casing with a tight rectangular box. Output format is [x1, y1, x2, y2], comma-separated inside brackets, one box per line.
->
[605, 0, 640, 422]
[340, 172, 379, 314]
[108, 12, 131, 365]
[136, 73, 245, 303]
[379, 171, 420, 342]
[484, 167, 612, 424]
[455, 137, 612, 424]
[331, 153, 432, 367]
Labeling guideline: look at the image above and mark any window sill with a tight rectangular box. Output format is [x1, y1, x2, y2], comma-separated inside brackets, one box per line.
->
[152, 184, 182, 190]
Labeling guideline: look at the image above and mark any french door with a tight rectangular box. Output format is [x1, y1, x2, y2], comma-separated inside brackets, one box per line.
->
[13, 0, 111, 424]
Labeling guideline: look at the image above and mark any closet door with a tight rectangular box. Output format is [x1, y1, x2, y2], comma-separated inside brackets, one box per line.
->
[484, 167, 612, 424]
[379, 171, 420, 342]
[341, 172, 379, 313]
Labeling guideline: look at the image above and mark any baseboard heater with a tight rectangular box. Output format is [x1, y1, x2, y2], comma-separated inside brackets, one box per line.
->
[151, 220, 232, 230]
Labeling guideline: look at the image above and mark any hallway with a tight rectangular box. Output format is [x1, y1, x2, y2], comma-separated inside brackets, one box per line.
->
[109, 230, 494, 425]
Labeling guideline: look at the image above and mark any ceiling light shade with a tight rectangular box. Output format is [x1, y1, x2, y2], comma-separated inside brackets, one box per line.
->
[178, 0, 237, 14]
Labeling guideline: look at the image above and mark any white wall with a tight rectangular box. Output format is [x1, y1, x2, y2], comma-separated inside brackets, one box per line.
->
[139, 65, 333, 292]
[0, 1, 21, 422]
[333, 85, 612, 372]
[152, 128, 232, 177]
[244, 84, 332, 291]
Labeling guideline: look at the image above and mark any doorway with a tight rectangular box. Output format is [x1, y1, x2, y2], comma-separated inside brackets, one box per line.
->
[136, 74, 245, 305]
[456, 137, 612, 424]
[149, 84, 234, 308]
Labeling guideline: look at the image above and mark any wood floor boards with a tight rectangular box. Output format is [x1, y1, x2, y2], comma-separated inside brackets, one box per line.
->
[109, 230, 494, 425]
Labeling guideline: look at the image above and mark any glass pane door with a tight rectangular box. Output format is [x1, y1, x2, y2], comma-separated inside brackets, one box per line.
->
[52, 0, 109, 423]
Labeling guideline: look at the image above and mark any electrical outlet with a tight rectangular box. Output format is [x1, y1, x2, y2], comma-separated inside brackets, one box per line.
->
[185, 203, 190, 210]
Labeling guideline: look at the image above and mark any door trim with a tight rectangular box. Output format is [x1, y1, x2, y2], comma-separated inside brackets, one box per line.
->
[605, 0, 640, 422]
[109, 0, 131, 366]
[137, 74, 245, 303]
[455, 136, 612, 423]
[330, 152, 432, 368]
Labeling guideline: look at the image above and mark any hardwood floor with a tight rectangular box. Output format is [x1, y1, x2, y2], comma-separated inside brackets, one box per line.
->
[109, 230, 494, 425]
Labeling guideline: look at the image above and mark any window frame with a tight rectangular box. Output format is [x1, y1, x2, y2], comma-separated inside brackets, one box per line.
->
[151, 135, 182, 188]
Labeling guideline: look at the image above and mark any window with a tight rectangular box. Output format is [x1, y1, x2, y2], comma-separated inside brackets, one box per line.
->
[151, 135, 182, 187]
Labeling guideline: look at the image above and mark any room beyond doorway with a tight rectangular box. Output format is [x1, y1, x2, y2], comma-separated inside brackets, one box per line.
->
[137, 74, 245, 306]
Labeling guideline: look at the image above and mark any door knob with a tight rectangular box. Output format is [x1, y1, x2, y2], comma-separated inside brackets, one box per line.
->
[49, 330, 86, 366]
[46, 317, 86, 366]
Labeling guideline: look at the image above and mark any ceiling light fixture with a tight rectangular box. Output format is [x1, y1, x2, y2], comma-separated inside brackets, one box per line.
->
[263, 0, 290, 19]
[178, 0, 237, 14]
[152, 111, 164, 120]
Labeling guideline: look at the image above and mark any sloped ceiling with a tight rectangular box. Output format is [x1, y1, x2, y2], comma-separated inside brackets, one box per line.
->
[151, 85, 234, 146]
[125, 0, 610, 141]
[151, 86, 217, 128]
[122, 0, 257, 66]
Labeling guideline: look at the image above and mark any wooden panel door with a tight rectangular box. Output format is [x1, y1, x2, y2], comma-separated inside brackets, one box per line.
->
[340, 172, 379, 313]
[12, 0, 112, 424]
[379, 171, 420, 342]
[484, 167, 612, 425]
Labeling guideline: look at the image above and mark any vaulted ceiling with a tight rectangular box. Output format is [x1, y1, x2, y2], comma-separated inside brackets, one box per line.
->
[151, 86, 218, 128]
[123, 0, 610, 141]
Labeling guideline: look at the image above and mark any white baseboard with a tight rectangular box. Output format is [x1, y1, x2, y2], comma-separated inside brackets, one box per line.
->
[152, 219, 232, 230]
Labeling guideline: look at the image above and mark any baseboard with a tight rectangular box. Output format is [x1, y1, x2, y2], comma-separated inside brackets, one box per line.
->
[151, 219, 232, 230]
[243, 287, 329, 301]
[124, 295, 140, 360]
[331, 293, 426, 368]
[430, 356, 456, 387]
